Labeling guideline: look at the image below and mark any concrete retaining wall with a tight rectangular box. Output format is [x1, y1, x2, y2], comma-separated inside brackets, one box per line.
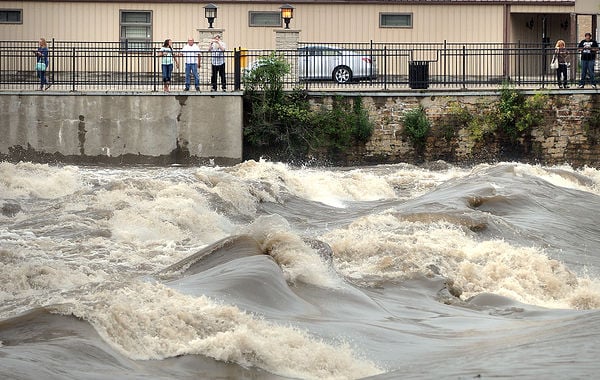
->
[2, 91, 599, 168]
[0, 93, 243, 165]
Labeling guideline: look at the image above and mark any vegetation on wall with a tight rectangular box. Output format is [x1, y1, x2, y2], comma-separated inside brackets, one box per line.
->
[402, 106, 430, 149]
[437, 101, 473, 141]
[583, 107, 600, 145]
[436, 87, 549, 145]
[243, 53, 373, 162]
[496, 84, 549, 141]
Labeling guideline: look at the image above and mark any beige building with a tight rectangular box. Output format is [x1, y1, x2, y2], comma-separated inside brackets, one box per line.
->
[0, 0, 598, 49]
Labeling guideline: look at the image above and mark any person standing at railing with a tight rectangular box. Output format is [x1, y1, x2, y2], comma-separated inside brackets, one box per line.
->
[577, 33, 598, 89]
[35, 38, 50, 91]
[208, 33, 226, 92]
[182, 37, 201, 91]
[553, 40, 569, 89]
[158, 39, 179, 92]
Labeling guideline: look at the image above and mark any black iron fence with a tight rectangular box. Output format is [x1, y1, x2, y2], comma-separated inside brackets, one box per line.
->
[1, 39, 593, 92]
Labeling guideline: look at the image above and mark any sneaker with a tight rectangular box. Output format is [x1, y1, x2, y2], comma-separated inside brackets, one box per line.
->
[184, 88, 189, 91]
[44, 84, 51, 90]
[577, 85, 584, 89]
[222, 88, 226, 92]
[564, 86, 569, 89]
[195, 87, 200, 91]
[558, 85, 563, 89]
[593, 84, 597, 89]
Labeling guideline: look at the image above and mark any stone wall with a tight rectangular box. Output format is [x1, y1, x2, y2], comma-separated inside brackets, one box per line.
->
[308, 92, 600, 168]
[0, 93, 243, 165]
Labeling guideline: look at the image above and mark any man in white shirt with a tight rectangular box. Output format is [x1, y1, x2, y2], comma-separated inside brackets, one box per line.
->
[181, 37, 201, 91]
[208, 33, 226, 91]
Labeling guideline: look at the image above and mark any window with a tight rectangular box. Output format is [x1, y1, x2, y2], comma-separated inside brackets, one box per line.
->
[120, 10, 152, 50]
[249, 11, 281, 27]
[380, 13, 412, 28]
[0, 9, 22, 24]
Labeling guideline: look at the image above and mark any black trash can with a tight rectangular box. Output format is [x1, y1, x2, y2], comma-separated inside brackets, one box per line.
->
[409, 61, 429, 89]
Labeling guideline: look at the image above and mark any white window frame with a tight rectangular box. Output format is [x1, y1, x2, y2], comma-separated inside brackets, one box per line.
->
[249, 11, 282, 27]
[379, 13, 413, 28]
[0, 9, 23, 24]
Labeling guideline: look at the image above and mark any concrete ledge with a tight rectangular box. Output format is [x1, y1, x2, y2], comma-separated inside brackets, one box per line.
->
[0, 93, 243, 165]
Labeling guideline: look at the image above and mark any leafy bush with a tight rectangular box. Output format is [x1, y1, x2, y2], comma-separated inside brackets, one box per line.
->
[497, 84, 548, 141]
[243, 55, 374, 162]
[438, 101, 473, 141]
[402, 106, 430, 148]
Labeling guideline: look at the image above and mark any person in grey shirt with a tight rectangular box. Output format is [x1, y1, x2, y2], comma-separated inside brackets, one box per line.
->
[208, 33, 226, 91]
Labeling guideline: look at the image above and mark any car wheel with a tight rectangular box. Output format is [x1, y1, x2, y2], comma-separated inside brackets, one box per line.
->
[333, 66, 352, 84]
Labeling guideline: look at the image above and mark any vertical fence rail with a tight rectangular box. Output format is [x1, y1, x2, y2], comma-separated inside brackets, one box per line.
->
[71, 47, 76, 92]
[236, 48, 241, 90]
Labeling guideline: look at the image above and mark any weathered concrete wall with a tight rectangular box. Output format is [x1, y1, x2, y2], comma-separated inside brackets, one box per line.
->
[0, 93, 243, 165]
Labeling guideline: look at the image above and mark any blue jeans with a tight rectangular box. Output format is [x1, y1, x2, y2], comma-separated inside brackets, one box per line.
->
[579, 59, 596, 86]
[37, 69, 48, 88]
[185, 63, 200, 89]
[162, 64, 173, 83]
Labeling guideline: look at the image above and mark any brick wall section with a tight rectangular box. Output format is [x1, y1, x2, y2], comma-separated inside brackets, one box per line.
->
[309, 93, 600, 168]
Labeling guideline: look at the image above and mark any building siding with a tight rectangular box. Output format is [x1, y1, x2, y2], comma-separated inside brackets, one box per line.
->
[1, 2, 530, 47]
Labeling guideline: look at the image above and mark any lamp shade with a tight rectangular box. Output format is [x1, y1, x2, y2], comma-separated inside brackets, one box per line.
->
[204, 3, 217, 19]
[280, 4, 294, 20]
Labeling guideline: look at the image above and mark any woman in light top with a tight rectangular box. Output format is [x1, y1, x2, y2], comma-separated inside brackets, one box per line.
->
[553, 39, 569, 89]
[158, 39, 179, 92]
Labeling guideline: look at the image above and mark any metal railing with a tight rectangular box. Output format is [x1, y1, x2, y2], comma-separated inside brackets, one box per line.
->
[1, 39, 595, 92]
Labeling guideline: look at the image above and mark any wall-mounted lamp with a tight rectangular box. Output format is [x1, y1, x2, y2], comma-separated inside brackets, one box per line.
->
[204, 3, 217, 29]
[560, 17, 569, 31]
[280, 4, 294, 29]
[526, 17, 534, 30]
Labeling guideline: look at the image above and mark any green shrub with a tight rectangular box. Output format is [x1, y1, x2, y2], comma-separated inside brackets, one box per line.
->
[497, 85, 548, 141]
[438, 101, 473, 141]
[403, 106, 430, 148]
[467, 111, 497, 143]
[243, 55, 374, 161]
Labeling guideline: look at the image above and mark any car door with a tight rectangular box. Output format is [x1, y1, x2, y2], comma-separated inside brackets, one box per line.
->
[298, 46, 329, 80]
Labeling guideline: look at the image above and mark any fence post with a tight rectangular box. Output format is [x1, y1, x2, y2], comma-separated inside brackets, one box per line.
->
[517, 40, 521, 85]
[541, 43, 546, 89]
[125, 39, 129, 87]
[370, 39, 374, 84]
[443, 40, 447, 86]
[71, 47, 76, 92]
[462, 45, 466, 89]
[233, 48, 241, 91]
[383, 46, 387, 90]
[153, 46, 157, 92]
[51, 38, 55, 85]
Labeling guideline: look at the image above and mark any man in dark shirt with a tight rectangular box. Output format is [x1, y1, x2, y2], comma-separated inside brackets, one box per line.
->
[577, 33, 599, 89]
